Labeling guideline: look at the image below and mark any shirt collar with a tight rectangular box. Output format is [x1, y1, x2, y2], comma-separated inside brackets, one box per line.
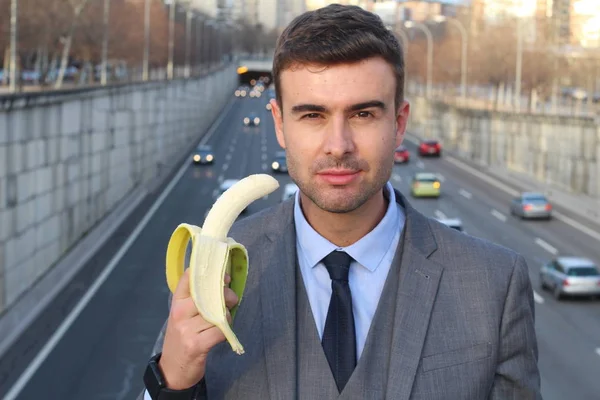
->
[293, 181, 402, 272]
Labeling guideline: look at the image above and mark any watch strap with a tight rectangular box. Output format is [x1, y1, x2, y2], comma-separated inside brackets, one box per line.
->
[144, 352, 199, 400]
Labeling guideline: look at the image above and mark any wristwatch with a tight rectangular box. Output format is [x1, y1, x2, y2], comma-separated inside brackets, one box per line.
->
[143, 352, 198, 400]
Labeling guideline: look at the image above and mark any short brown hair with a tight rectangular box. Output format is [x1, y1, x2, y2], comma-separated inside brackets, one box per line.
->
[272, 4, 405, 108]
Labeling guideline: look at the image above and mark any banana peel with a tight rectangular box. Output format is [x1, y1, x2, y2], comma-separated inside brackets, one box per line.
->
[165, 174, 279, 354]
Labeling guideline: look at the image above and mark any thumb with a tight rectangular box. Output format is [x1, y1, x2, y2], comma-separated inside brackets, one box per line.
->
[173, 267, 191, 300]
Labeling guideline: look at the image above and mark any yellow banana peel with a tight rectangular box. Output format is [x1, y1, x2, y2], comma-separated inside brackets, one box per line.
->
[165, 174, 279, 354]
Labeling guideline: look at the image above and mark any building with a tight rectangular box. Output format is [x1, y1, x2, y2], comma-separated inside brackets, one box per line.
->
[570, 0, 600, 48]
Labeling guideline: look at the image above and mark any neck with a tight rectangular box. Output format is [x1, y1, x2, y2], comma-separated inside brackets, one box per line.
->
[299, 188, 389, 247]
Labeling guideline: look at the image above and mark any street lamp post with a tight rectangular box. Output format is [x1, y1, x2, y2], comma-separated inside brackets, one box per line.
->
[143, 0, 151, 81]
[434, 15, 468, 100]
[185, 8, 192, 78]
[9, 0, 17, 92]
[101, 0, 110, 85]
[515, 17, 523, 111]
[167, 0, 176, 79]
[405, 20, 433, 98]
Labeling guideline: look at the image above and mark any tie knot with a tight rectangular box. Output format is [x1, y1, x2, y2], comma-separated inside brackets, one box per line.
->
[322, 250, 353, 281]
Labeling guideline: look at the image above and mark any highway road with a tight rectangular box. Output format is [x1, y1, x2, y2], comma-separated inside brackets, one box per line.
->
[7, 94, 600, 399]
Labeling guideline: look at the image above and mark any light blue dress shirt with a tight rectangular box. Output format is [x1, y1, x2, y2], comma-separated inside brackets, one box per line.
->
[144, 182, 404, 399]
[294, 181, 405, 358]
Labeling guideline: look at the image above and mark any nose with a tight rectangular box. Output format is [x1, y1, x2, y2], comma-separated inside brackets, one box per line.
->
[323, 116, 355, 158]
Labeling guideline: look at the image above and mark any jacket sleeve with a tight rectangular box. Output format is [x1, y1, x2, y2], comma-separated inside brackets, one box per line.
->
[489, 254, 542, 399]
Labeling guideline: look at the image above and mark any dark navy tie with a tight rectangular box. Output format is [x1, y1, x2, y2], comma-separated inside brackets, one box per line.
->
[321, 250, 357, 392]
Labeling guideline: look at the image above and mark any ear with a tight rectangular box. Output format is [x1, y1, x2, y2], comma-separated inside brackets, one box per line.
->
[271, 98, 286, 149]
[394, 100, 410, 148]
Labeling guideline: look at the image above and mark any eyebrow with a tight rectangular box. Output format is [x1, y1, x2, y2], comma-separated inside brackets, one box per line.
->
[290, 100, 386, 114]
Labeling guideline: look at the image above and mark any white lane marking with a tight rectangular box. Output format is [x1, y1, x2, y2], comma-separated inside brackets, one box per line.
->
[262, 163, 267, 171]
[595, 348, 600, 357]
[225, 153, 232, 161]
[262, 195, 269, 200]
[491, 209, 507, 222]
[212, 189, 218, 198]
[262, 154, 267, 161]
[434, 210, 447, 220]
[459, 188, 472, 199]
[535, 238, 558, 255]
[1, 96, 237, 400]
[392, 174, 402, 182]
[218, 174, 224, 183]
[222, 163, 229, 171]
[533, 291, 545, 304]
[416, 161, 425, 169]
[446, 155, 600, 241]
[261, 145, 267, 152]
[551, 211, 600, 242]
[229, 146, 235, 153]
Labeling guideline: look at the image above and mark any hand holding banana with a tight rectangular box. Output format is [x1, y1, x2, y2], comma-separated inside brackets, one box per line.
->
[158, 174, 279, 390]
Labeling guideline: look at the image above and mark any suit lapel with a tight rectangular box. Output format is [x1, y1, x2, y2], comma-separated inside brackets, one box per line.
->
[385, 190, 445, 399]
[260, 199, 298, 400]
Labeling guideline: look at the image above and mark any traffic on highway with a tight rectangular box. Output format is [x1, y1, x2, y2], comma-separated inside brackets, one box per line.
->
[9, 80, 600, 400]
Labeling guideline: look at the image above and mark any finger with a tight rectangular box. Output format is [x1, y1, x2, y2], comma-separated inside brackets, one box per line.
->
[173, 267, 192, 300]
[199, 325, 227, 350]
[224, 274, 231, 285]
[224, 287, 239, 310]
[188, 313, 217, 333]
[226, 309, 232, 325]
[170, 296, 200, 321]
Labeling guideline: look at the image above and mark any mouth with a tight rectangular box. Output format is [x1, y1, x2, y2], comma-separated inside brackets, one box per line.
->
[317, 169, 361, 185]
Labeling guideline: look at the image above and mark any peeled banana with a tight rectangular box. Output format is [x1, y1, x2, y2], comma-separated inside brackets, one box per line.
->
[165, 174, 280, 354]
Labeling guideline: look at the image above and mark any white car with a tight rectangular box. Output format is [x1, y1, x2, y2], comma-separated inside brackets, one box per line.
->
[437, 218, 464, 232]
[281, 183, 298, 202]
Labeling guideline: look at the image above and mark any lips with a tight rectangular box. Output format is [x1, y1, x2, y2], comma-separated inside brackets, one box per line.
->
[317, 169, 360, 185]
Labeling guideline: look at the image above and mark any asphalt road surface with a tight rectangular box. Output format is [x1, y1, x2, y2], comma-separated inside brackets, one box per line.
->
[11, 94, 600, 399]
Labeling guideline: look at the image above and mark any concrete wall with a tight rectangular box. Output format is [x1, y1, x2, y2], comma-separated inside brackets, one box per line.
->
[0, 65, 237, 313]
[408, 96, 600, 199]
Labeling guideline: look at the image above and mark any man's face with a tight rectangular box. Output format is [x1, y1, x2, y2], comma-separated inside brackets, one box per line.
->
[270, 57, 410, 213]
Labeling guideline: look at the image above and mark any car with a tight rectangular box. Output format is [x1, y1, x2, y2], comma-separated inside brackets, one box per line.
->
[281, 183, 299, 202]
[394, 145, 410, 163]
[418, 139, 442, 157]
[266, 102, 272, 111]
[192, 144, 214, 164]
[243, 113, 260, 126]
[410, 172, 441, 198]
[216, 179, 248, 213]
[437, 218, 464, 232]
[234, 86, 249, 97]
[271, 151, 288, 173]
[510, 192, 552, 219]
[539, 256, 600, 299]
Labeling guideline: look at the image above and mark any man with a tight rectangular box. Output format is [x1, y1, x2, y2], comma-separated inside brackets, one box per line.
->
[140, 4, 541, 399]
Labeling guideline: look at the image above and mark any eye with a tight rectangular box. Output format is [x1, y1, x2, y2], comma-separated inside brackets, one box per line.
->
[354, 111, 373, 119]
[302, 113, 321, 119]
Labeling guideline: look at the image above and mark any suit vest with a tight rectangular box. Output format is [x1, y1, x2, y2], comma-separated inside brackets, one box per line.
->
[295, 229, 405, 399]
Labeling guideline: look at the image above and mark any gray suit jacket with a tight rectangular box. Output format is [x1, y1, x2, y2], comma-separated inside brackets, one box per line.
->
[138, 189, 541, 399]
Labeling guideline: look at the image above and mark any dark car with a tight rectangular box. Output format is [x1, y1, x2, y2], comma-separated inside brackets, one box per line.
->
[418, 139, 442, 157]
[243, 113, 261, 126]
[394, 145, 410, 163]
[192, 144, 214, 164]
[271, 151, 288, 173]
